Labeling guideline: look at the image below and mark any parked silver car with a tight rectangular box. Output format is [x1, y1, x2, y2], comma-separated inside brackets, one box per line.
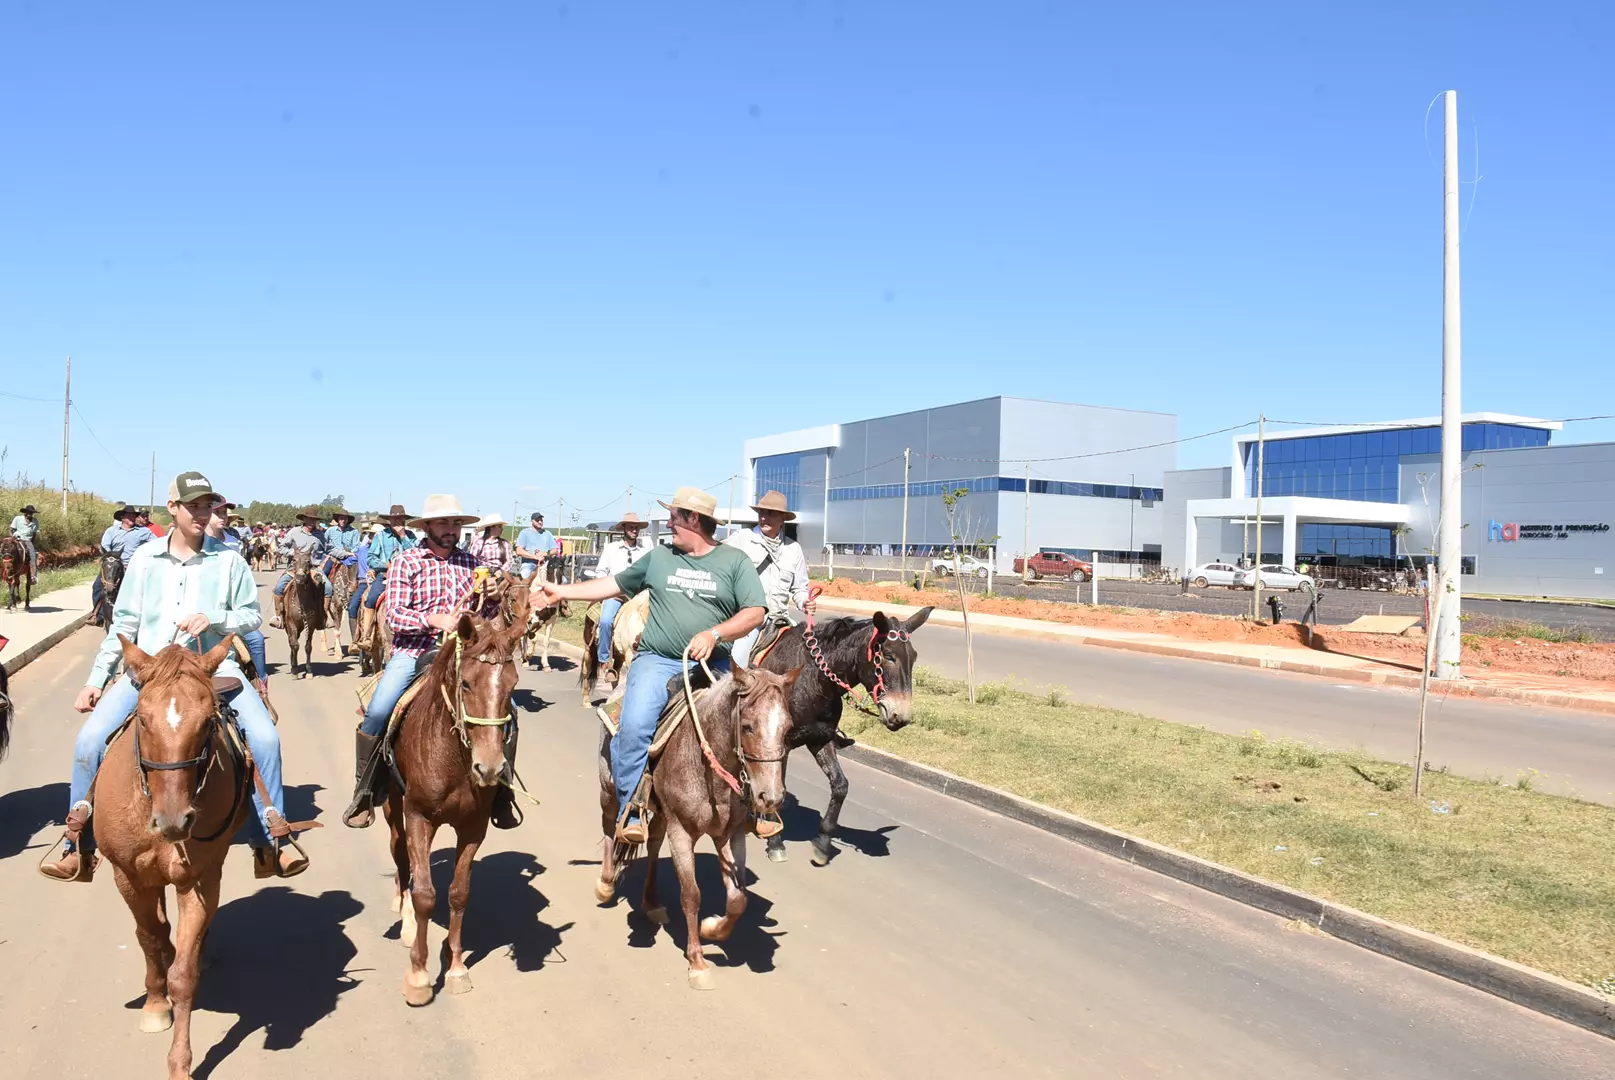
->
[1188, 562, 1243, 588]
[1233, 564, 1313, 591]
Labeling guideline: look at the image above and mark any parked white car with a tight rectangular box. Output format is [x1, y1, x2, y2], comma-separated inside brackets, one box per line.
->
[1188, 562, 1243, 588]
[931, 554, 992, 579]
[1233, 564, 1314, 591]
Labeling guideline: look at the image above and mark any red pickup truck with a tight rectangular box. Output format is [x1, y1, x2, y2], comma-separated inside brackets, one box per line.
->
[1012, 551, 1092, 581]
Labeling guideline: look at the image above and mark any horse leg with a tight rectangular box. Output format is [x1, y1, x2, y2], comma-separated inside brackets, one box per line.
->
[811, 741, 850, 866]
[164, 876, 219, 1080]
[596, 833, 617, 904]
[384, 791, 409, 919]
[443, 823, 487, 995]
[699, 823, 748, 943]
[539, 623, 552, 672]
[113, 870, 176, 1033]
[402, 810, 438, 1006]
[666, 819, 713, 989]
[641, 820, 667, 924]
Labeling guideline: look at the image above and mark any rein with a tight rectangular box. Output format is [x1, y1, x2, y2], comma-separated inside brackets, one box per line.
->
[677, 645, 790, 801]
[434, 630, 541, 808]
[801, 584, 909, 716]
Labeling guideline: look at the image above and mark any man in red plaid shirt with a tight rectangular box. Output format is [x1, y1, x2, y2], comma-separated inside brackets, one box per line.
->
[343, 494, 524, 830]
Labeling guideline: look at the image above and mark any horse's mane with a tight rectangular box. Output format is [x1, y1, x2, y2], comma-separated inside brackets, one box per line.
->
[140, 645, 211, 692]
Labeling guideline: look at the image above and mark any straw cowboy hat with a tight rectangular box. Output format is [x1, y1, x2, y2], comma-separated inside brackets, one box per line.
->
[409, 494, 479, 530]
[612, 511, 647, 532]
[369, 522, 385, 535]
[473, 512, 508, 530]
[750, 490, 796, 521]
[657, 486, 719, 519]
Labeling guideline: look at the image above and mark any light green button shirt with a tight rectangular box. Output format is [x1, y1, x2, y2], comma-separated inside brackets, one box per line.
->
[87, 534, 262, 690]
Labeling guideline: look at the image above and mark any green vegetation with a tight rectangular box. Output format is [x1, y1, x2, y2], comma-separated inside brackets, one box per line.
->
[1459, 617, 1599, 644]
[843, 666, 1615, 990]
[0, 479, 122, 553]
[33, 560, 100, 596]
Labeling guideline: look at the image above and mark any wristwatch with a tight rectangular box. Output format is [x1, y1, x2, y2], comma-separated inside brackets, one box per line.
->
[708, 628, 723, 646]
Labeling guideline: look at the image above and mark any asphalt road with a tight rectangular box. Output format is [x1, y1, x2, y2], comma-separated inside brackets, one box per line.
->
[1, 580, 1610, 1078]
[905, 621, 1615, 803]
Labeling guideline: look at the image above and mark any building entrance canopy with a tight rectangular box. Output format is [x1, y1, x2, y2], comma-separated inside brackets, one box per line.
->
[1183, 496, 1413, 569]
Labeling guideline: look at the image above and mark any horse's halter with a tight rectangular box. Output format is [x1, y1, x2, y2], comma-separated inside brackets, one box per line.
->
[437, 633, 517, 749]
[802, 586, 910, 716]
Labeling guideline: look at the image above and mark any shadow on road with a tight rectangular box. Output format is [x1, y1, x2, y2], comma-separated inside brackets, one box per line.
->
[617, 849, 784, 974]
[0, 781, 69, 859]
[510, 688, 551, 715]
[189, 886, 365, 1079]
[403, 848, 572, 974]
[780, 791, 899, 859]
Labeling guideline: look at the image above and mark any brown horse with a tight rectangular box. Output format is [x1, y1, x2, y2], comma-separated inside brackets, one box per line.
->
[324, 559, 357, 657]
[597, 663, 802, 988]
[384, 591, 528, 1006]
[0, 536, 31, 611]
[96, 636, 252, 1079]
[279, 550, 325, 678]
[579, 591, 649, 705]
[355, 594, 390, 678]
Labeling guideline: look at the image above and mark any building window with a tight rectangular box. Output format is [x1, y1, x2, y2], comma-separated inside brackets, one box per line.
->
[827, 476, 1164, 503]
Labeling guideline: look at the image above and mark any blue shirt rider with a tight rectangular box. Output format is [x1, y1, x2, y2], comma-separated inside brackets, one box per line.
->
[361, 504, 419, 610]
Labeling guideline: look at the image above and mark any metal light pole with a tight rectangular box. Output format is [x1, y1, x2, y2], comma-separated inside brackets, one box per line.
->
[1434, 89, 1464, 679]
[1252, 415, 1265, 620]
[900, 448, 910, 582]
[61, 356, 71, 515]
[1022, 462, 1031, 582]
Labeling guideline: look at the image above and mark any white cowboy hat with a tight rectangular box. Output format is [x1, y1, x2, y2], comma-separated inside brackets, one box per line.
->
[612, 511, 647, 532]
[473, 513, 508, 530]
[368, 522, 385, 535]
[657, 486, 719, 518]
[408, 494, 480, 530]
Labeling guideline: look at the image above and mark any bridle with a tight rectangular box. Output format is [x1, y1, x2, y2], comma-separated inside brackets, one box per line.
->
[679, 648, 790, 804]
[130, 693, 244, 844]
[801, 584, 910, 716]
[437, 632, 517, 749]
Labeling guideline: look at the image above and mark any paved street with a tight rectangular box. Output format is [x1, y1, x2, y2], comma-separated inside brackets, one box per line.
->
[0, 578, 1610, 1078]
[908, 621, 1615, 803]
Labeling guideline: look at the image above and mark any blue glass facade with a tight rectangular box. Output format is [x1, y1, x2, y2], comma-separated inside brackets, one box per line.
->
[754, 452, 811, 511]
[1243, 423, 1549, 502]
[828, 476, 1163, 502]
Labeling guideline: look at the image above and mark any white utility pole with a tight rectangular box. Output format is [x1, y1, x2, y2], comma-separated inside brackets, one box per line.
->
[149, 451, 156, 512]
[1022, 462, 1031, 582]
[900, 448, 911, 582]
[1435, 89, 1464, 679]
[1252, 415, 1266, 620]
[823, 455, 833, 579]
[61, 356, 71, 514]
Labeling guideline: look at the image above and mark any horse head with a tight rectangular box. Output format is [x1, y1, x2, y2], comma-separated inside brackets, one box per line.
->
[289, 549, 313, 582]
[865, 607, 932, 731]
[100, 552, 124, 588]
[729, 664, 804, 817]
[439, 612, 524, 789]
[118, 635, 236, 841]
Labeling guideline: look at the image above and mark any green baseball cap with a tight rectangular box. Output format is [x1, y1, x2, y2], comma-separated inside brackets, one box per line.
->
[167, 470, 222, 504]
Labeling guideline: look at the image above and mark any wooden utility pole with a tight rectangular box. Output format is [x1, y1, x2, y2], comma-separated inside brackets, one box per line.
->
[61, 356, 71, 514]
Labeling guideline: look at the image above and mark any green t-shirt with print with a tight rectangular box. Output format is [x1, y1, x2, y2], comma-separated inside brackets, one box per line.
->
[613, 543, 766, 660]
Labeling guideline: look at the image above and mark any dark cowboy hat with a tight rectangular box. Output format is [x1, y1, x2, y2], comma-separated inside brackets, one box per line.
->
[19, 504, 37, 514]
[296, 506, 322, 521]
[113, 505, 138, 520]
[388, 504, 409, 519]
[329, 507, 354, 521]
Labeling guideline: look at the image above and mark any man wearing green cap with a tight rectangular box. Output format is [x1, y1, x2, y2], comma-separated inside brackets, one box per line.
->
[40, 471, 308, 882]
[532, 485, 766, 844]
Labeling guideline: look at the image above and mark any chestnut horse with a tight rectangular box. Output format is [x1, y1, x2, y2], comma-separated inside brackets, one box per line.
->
[597, 662, 802, 988]
[279, 550, 325, 678]
[0, 536, 31, 611]
[96, 636, 252, 1079]
[383, 587, 529, 1006]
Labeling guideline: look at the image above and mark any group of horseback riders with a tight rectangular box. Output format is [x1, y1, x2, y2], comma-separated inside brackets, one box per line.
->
[39, 473, 819, 880]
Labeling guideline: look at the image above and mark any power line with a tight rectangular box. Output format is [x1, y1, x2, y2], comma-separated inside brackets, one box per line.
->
[70, 402, 138, 473]
[0, 389, 57, 402]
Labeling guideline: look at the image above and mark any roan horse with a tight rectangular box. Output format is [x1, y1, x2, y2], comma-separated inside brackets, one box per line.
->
[95, 552, 125, 627]
[0, 536, 31, 611]
[578, 591, 649, 705]
[94, 636, 254, 1079]
[754, 605, 931, 865]
[597, 662, 802, 988]
[324, 558, 357, 657]
[279, 549, 326, 679]
[384, 586, 529, 1006]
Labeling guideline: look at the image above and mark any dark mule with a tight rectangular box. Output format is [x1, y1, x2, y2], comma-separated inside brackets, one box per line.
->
[325, 559, 357, 657]
[95, 552, 125, 627]
[597, 663, 802, 988]
[279, 550, 325, 679]
[95, 637, 253, 1079]
[755, 607, 931, 865]
[0, 536, 31, 611]
[383, 590, 528, 1006]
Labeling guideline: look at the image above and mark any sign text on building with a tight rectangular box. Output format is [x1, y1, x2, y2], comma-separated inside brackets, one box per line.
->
[1489, 520, 1610, 542]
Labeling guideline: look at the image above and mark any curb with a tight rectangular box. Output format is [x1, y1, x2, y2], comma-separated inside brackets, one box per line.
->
[2, 611, 95, 678]
[840, 741, 1615, 1040]
[817, 599, 1615, 717]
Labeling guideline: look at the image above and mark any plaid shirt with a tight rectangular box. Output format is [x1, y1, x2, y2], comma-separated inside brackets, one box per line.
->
[384, 545, 480, 656]
[466, 535, 513, 573]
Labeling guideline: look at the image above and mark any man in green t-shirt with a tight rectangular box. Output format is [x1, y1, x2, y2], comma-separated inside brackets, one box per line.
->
[534, 486, 765, 843]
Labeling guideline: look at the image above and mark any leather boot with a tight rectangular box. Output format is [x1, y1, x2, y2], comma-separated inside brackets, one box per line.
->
[343, 730, 384, 828]
[490, 724, 522, 830]
[39, 805, 98, 882]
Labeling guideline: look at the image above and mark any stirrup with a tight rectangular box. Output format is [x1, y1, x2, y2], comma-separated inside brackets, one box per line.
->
[751, 812, 785, 840]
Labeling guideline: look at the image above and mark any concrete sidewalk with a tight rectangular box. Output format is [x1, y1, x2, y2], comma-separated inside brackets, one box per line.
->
[0, 582, 96, 676]
[818, 596, 1615, 716]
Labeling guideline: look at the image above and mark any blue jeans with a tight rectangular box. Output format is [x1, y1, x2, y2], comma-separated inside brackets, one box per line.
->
[596, 598, 624, 664]
[362, 651, 419, 738]
[518, 562, 538, 581]
[613, 652, 730, 819]
[70, 674, 283, 849]
[362, 574, 386, 609]
[244, 630, 267, 681]
[348, 582, 368, 622]
[274, 571, 332, 598]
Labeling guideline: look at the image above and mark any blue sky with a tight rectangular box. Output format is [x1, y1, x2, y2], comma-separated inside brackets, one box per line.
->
[2, 2, 1609, 522]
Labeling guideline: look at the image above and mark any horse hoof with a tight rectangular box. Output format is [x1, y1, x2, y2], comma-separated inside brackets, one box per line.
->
[139, 1006, 173, 1033]
[403, 980, 435, 1007]
[766, 845, 788, 863]
[644, 906, 668, 925]
[593, 879, 615, 904]
[687, 966, 716, 991]
[810, 842, 833, 867]
[446, 972, 473, 995]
